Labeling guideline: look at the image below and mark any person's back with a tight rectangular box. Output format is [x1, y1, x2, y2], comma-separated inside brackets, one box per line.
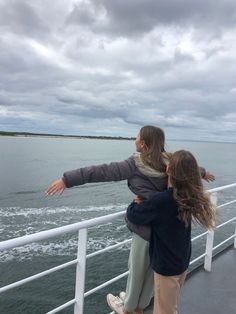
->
[128, 188, 191, 275]
[127, 152, 168, 199]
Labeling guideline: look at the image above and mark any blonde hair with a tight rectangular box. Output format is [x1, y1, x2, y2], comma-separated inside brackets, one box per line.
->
[169, 150, 215, 229]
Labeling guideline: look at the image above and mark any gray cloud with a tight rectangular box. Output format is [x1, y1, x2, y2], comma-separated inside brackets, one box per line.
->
[67, 0, 236, 38]
[0, 0, 50, 40]
[0, 0, 236, 142]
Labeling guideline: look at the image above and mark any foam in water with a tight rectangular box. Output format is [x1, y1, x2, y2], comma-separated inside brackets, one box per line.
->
[0, 204, 129, 261]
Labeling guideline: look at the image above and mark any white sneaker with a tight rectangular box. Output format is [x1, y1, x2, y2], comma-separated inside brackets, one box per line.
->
[119, 291, 126, 302]
[107, 294, 124, 314]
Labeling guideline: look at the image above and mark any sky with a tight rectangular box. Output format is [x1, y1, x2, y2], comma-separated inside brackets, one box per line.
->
[0, 0, 236, 142]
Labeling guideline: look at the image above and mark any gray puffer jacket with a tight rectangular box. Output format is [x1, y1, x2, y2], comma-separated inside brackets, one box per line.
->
[62, 153, 169, 200]
[62, 153, 206, 241]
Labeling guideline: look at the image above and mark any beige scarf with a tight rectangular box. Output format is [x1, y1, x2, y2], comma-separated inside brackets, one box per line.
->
[133, 152, 169, 177]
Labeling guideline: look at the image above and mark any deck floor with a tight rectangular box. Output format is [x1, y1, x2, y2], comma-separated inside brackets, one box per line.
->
[144, 247, 236, 314]
[179, 247, 236, 314]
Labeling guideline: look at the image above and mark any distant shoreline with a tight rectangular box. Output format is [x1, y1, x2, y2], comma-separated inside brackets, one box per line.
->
[0, 131, 134, 141]
[0, 131, 235, 144]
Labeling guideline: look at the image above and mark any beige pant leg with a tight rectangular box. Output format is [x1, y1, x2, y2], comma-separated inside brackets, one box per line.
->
[153, 271, 187, 314]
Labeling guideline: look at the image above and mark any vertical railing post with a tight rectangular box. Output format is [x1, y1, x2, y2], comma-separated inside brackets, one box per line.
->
[204, 192, 217, 272]
[234, 223, 236, 249]
[204, 230, 214, 271]
[74, 228, 88, 314]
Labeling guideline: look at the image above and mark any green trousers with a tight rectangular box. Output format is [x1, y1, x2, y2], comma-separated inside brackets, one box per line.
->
[124, 233, 154, 312]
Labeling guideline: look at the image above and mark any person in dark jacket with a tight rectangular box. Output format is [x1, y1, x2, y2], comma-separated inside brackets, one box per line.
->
[126, 150, 216, 314]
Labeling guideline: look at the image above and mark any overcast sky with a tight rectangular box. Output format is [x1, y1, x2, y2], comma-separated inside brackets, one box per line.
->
[0, 0, 236, 142]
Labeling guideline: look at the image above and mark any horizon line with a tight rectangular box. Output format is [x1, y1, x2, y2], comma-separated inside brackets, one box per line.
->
[0, 130, 235, 144]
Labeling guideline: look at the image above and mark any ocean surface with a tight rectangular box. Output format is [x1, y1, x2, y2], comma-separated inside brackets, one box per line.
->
[0, 136, 236, 313]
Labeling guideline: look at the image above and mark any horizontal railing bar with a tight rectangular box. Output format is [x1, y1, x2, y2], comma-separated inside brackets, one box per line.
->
[208, 183, 236, 193]
[216, 217, 236, 229]
[87, 239, 132, 259]
[84, 271, 129, 298]
[213, 234, 236, 251]
[0, 259, 78, 294]
[0, 239, 133, 294]
[191, 231, 208, 242]
[46, 299, 75, 314]
[217, 199, 236, 209]
[189, 253, 207, 265]
[0, 211, 125, 251]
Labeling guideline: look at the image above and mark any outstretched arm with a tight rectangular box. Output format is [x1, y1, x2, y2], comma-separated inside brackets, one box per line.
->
[46, 156, 136, 196]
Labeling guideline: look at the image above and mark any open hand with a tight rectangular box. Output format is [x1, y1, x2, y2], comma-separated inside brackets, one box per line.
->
[203, 171, 215, 182]
[46, 179, 66, 196]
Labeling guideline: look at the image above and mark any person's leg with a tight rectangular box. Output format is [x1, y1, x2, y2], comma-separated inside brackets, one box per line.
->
[178, 271, 187, 287]
[137, 264, 154, 310]
[153, 271, 187, 314]
[124, 234, 153, 313]
[175, 271, 187, 313]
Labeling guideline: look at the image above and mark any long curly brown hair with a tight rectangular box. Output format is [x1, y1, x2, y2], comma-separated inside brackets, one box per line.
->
[139, 125, 169, 172]
[169, 150, 215, 229]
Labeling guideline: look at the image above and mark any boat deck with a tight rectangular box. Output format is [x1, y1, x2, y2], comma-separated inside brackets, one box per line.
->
[144, 246, 236, 314]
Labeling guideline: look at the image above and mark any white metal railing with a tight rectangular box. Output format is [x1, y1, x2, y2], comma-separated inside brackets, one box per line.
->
[0, 183, 236, 314]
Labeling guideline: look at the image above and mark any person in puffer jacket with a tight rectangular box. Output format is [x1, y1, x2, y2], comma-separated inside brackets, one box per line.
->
[46, 125, 214, 314]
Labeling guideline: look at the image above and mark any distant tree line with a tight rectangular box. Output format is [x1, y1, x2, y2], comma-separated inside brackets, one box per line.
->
[0, 131, 134, 140]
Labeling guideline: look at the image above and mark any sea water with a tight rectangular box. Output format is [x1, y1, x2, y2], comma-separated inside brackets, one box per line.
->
[0, 136, 236, 313]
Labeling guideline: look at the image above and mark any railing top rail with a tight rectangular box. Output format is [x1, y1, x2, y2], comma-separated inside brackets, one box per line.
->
[208, 183, 236, 193]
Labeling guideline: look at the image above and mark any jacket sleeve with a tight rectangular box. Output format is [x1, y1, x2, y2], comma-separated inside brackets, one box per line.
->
[127, 195, 163, 225]
[199, 167, 206, 178]
[62, 156, 136, 188]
